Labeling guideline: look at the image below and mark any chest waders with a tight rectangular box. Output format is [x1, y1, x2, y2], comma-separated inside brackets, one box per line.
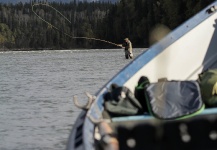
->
[125, 50, 133, 59]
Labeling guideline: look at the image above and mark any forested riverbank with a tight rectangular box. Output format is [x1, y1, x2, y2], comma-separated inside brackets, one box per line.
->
[0, 0, 215, 51]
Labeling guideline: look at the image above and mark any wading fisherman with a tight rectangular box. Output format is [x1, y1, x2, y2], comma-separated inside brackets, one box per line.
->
[119, 38, 133, 59]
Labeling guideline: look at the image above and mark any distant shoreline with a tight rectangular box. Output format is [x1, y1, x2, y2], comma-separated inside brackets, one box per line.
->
[0, 47, 147, 52]
[0, 47, 124, 52]
[0, 48, 53, 52]
[0, 47, 102, 52]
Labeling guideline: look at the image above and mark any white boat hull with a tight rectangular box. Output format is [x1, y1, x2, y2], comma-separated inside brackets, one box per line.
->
[67, 1, 217, 150]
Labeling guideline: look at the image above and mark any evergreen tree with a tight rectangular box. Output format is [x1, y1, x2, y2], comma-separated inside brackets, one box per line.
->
[0, 0, 215, 50]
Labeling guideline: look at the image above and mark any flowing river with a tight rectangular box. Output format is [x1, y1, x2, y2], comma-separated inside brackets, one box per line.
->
[0, 48, 144, 150]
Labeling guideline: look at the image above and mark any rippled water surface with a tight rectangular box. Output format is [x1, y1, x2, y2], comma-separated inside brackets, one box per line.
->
[0, 49, 144, 150]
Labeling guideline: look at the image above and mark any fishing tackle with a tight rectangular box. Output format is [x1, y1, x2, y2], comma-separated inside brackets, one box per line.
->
[32, 3, 122, 47]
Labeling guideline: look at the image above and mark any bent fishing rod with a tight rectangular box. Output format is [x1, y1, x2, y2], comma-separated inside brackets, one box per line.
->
[31, 3, 122, 48]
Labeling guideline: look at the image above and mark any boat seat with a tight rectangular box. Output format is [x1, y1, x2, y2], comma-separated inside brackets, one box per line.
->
[161, 121, 191, 150]
[187, 119, 217, 149]
[115, 113, 217, 150]
[161, 118, 217, 150]
[117, 123, 157, 150]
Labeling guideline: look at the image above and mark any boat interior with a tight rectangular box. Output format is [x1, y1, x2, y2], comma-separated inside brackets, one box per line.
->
[67, 2, 217, 150]
[92, 3, 217, 150]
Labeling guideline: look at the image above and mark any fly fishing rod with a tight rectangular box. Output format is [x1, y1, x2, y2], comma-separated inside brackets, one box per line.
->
[31, 3, 122, 48]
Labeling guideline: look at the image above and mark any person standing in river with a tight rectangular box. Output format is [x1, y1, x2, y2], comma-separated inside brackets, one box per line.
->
[119, 38, 133, 59]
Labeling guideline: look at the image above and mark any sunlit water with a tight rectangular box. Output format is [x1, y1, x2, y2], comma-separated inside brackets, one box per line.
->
[0, 48, 144, 150]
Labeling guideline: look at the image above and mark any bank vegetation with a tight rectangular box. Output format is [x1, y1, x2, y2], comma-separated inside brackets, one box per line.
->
[0, 0, 215, 51]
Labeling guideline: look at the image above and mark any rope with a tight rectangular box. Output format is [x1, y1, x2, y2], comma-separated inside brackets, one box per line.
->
[31, 3, 122, 48]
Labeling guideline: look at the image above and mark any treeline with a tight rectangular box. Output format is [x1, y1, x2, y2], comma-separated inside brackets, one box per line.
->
[102, 0, 216, 47]
[0, 0, 113, 50]
[0, 0, 215, 50]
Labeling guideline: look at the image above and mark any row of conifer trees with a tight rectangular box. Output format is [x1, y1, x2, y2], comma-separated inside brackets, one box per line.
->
[0, 0, 215, 50]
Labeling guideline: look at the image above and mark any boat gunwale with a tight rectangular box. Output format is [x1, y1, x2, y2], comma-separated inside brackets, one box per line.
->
[73, 1, 217, 149]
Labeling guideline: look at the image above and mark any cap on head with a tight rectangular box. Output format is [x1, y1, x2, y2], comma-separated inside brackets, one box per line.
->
[124, 38, 129, 41]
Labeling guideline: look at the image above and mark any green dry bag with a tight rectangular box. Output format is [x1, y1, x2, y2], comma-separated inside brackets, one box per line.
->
[198, 69, 217, 107]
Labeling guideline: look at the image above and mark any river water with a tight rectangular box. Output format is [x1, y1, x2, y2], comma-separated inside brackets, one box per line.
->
[0, 48, 144, 150]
